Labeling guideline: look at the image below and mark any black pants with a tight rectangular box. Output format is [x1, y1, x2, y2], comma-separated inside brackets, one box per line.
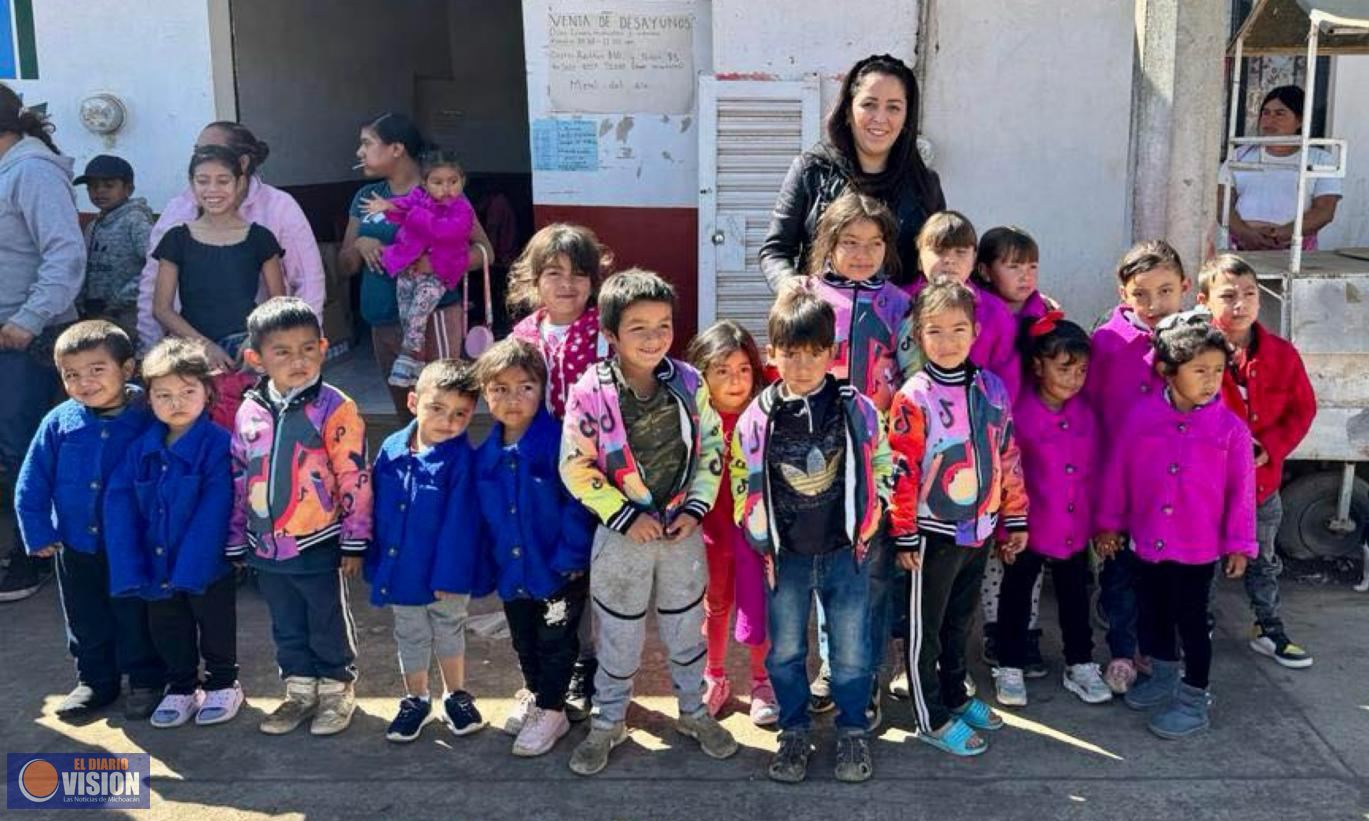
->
[146, 573, 239, 694]
[56, 548, 164, 693]
[907, 535, 987, 733]
[503, 575, 588, 711]
[1135, 560, 1216, 689]
[256, 569, 358, 683]
[998, 550, 1093, 668]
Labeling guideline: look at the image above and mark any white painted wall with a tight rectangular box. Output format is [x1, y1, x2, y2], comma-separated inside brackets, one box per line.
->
[523, 0, 712, 208]
[7, 0, 222, 212]
[1319, 57, 1369, 251]
[921, 0, 1135, 325]
[710, 0, 919, 111]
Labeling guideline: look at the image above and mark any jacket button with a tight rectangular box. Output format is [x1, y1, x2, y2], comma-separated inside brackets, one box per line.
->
[1067, 503, 1075, 513]
[398, 502, 407, 511]
[380, 587, 388, 595]
[1177, 423, 1187, 433]
[389, 548, 398, 557]
[1251, 413, 1259, 422]
[100, 430, 110, 439]
[1065, 465, 1076, 474]
[88, 524, 99, 534]
[161, 581, 170, 589]
[1155, 539, 1165, 549]
[1168, 463, 1180, 474]
[1162, 505, 1173, 515]
[1140, 384, 1151, 394]
[1059, 420, 1070, 431]
[1066, 538, 1074, 547]
[509, 506, 517, 515]
[89, 480, 100, 490]
[154, 547, 164, 555]
[512, 547, 522, 558]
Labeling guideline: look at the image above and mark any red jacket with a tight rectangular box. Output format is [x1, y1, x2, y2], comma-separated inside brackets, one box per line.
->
[1219, 323, 1316, 502]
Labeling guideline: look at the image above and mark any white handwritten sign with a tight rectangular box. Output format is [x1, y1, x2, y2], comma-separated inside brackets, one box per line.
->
[546, 4, 696, 114]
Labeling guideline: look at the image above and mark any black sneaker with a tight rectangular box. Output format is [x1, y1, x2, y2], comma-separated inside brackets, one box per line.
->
[980, 633, 1000, 668]
[808, 668, 835, 714]
[124, 687, 162, 720]
[1249, 626, 1314, 669]
[1024, 630, 1049, 679]
[565, 658, 596, 723]
[442, 690, 486, 736]
[385, 696, 432, 742]
[866, 681, 882, 731]
[834, 733, 873, 783]
[55, 684, 118, 721]
[0, 558, 53, 603]
[767, 731, 814, 784]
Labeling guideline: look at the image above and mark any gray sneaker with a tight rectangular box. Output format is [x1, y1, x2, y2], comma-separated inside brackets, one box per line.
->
[767, 730, 814, 783]
[260, 676, 318, 735]
[568, 722, 628, 776]
[834, 733, 874, 783]
[677, 708, 739, 760]
[310, 678, 356, 736]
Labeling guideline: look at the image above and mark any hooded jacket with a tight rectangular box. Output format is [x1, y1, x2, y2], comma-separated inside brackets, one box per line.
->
[82, 197, 154, 308]
[0, 136, 84, 335]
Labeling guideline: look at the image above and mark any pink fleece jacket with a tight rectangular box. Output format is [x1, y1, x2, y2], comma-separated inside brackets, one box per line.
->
[1014, 389, 1098, 559]
[137, 178, 325, 350]
[1095, 392, 1258, 565]
[1083, 304, 1165, 439]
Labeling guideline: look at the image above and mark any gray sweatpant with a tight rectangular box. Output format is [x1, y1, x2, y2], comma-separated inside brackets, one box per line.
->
[589, 525, 708, 727]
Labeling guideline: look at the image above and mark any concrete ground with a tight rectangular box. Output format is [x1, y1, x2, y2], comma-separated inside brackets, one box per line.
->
[2, 566, 1367, 821]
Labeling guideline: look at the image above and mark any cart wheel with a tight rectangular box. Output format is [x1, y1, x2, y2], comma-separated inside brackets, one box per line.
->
[1277, 471, 1369, 560]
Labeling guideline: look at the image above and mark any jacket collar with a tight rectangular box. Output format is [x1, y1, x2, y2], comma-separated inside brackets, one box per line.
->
[162, 412, 217, 461]
[821, 268, 889, 291]
[247, 373, 323, 412]
[483, 408, 558, 458]
[73, 385, 147, 428]
[382, 420, 469, 464]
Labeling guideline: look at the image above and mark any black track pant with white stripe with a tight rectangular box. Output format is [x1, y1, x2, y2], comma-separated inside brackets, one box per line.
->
[906, 534, 988, 733]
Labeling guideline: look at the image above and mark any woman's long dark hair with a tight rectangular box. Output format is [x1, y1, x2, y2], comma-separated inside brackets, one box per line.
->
[825, 54, 936, 207]
[0, 82, 58, 154]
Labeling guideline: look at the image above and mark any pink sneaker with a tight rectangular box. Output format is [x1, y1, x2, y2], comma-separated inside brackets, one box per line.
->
[749, 680, 779, 726]
[703, 673, 731, 717]
[512, 707, 569, 757]
[1104, 658, 1137, 695]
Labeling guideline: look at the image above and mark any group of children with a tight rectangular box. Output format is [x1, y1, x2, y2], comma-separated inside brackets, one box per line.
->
[17, 186, 1317, 784]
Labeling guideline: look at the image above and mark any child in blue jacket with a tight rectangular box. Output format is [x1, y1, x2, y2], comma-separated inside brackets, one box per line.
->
[14, 320, 163, 720]
[475, 338, 594, 759]
[365, 359, 489, 743]
[105, 338, 239, 728]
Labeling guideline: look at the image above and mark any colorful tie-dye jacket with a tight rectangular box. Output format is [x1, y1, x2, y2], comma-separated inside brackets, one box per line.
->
[810, 270, 919, 413]
[559, 357, 724, 533]
[731, 378, 892, 572]
[227, 377, 373, 563]
[886, 362, 1028, 551]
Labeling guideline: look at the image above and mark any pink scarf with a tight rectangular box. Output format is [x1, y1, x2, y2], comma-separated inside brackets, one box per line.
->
[511, 306, 605, 418]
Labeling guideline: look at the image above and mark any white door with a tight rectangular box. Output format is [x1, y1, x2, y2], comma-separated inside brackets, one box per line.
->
[697, 77, 820, 346]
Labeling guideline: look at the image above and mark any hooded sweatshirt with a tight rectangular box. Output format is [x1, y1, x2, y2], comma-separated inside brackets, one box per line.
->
[82, 197, 153, 308]
[0, 136, 84, 335]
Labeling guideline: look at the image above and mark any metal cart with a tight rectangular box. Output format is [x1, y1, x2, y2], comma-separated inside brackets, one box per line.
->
[1222, 0, 1369, 570]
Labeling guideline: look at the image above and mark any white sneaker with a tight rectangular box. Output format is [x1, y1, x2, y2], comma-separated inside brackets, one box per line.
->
[992, 667, 1027, 707]
[503, 689, 536, 736]
[1063, 663, 1114, 704]
[151, 691, 204, 728]
[887, 670, 910, 700]
[512, 707, 570, 757]
[195, 682, 245, 725]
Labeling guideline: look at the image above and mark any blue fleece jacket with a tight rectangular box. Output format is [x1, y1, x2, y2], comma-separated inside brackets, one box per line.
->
[364, 422, 489, 607]
[476, 410, 593, 601]
[104, 413, 233, 599]
[15, 387, 154, 555]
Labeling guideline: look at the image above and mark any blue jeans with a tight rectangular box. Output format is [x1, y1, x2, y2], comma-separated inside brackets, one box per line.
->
[0, 349, 59, 569]
[767, 547, 872, 733]
[815, 528, 898, 680]
[1100, 548, 1138, 660]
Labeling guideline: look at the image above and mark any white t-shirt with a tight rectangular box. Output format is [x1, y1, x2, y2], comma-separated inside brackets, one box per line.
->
[1219, 145, 1344, 225]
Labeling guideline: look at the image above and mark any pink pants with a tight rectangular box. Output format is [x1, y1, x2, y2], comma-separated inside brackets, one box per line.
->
[704, 535, 769, 682]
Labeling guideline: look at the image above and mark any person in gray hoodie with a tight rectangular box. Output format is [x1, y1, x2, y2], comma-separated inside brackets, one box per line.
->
[75, 154, 153, 345]
[0, 82, 86, 602]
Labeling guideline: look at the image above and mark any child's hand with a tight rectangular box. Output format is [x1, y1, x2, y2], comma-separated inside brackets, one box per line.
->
[340, 556, 363, 578]
[1001, 532, 1028, 563]
[665, 513, 701, 543]
[32, 542, 61, 558]
[1224, 554, 1248, 579]
[1253, 439, 1270, 468]
[204, 342, 236, 373]
[626, 514, 664, 545]
[896, 552, 922, 572]
[361, 193, 395, 215]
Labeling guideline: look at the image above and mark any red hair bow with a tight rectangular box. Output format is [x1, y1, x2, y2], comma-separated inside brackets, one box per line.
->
[1029, 309, 1065, 337]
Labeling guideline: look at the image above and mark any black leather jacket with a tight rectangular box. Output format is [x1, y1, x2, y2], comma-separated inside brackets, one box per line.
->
[758, 143, 945, 291]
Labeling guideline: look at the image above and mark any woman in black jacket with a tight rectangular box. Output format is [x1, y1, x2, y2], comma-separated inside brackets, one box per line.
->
[759, 54, 945, 291]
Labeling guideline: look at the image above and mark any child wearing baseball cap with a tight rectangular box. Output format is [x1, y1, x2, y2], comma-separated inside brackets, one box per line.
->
[75, 154, 153, 346]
